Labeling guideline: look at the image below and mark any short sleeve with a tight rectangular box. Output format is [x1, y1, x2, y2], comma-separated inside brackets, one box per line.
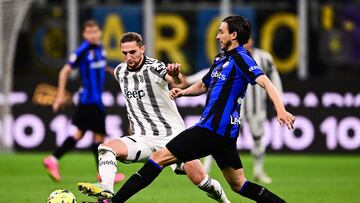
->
[202, 68, 213, 87]
[149, 61, 167, 85]
[152, 61, 167, 79]
[233, 53, 264, 85]
[67, 41, 90, 68]
[113, 65, 121, 81]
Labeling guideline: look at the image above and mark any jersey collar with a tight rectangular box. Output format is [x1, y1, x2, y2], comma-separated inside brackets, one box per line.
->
[224, 45, 244, 56]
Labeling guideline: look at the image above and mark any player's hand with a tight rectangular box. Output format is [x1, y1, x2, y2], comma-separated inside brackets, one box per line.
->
[169, 88, 185, 100]
[166, 63, 180, 77]
[277, 110, 295, 130]
[52, 96, 65, 113]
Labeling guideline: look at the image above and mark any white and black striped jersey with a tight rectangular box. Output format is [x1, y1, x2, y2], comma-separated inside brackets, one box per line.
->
[243, 48, 283, 123]
[114, 56, 185, 137]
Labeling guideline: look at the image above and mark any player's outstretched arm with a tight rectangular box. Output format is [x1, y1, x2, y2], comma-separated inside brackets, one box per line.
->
[169, 80, 207, 100]
[52, 64, 71, 113]
[255, 75, 295, 130]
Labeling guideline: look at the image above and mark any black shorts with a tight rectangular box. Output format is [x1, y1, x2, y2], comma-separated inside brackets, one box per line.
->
[166, 126, 242, 170]
[72, 104, 106, 135]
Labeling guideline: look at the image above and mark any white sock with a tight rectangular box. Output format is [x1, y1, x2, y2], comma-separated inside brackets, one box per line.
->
[197, 175, 230, 203]
[98, 146, 117, 193]
[252, 139, 265, 175]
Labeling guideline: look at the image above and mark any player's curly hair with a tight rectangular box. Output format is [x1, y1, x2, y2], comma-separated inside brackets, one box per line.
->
[222, 16, 252, 45]
[121, 32, 144, 46]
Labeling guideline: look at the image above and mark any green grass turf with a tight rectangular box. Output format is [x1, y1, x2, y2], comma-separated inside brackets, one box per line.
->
[0, 152, 359, 203]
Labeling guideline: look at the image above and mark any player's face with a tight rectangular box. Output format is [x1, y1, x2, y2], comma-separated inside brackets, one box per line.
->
[83, 26, 102, 45]
[121, 41, 145, 69]
[216, 22, 232, 51]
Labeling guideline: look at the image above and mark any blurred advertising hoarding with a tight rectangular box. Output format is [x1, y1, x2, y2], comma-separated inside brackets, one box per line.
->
[17, 3, 360, 78]
[5, 77, 360, 153]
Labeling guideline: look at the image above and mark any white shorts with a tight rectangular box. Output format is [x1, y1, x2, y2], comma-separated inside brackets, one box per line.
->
[117, 133, 185, 173]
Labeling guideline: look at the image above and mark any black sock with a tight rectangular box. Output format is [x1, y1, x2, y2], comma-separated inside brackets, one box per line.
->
[53, 137, 77, 159]
[111, 159, 162, 203]
[239, 180, 286, 203]
[91, 142, 101, 170]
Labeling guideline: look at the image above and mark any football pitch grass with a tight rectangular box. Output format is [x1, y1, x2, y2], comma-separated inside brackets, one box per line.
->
[0, 153, 359, 203]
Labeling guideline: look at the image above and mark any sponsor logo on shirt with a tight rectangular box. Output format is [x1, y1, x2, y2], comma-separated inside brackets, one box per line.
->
[90, 60, 106, 69]
[249, 65, 260, 72]
[211, 71, 226, 81]
[230, 115, 241, 125]
[125, 89, 146, 100]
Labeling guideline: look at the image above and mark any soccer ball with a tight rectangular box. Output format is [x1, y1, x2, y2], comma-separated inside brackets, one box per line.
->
[47, 189, 77, 203]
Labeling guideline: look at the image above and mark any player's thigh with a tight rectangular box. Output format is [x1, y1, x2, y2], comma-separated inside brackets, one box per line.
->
[116, 135, 154, 163]
[211, 136, 243, 171]
[166, 126, 215, 162]
[222, 167, 246, 192]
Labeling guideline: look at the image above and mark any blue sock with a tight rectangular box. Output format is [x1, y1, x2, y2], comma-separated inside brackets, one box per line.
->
[239, 180, 286, 203]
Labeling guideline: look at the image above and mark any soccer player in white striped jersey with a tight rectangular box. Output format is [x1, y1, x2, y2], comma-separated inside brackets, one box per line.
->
[77, 32, 230, 203]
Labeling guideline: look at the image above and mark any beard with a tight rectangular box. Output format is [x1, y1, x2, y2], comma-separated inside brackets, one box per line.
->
[220, 40, 232, 51]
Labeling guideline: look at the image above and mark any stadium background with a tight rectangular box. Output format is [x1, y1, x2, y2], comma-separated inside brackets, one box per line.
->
[0, 0, 359, 202]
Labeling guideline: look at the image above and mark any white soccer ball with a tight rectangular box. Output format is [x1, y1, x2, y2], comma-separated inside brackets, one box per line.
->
[47, 189, 77, 203]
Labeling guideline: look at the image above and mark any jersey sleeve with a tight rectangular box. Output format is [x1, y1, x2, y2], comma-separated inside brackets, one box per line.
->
[149, 61, 168, 85]
[203, 53, 225, 87]
[202, 67, 213, 87]
[233, 53, 264, 85]
[67, 41, 89, 68]
[113, 64, 122, 81]
[153, 61, 167, 79]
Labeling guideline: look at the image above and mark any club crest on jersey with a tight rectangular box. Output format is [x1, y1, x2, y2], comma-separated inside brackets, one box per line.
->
[137, 75, 144, 83]
[88, 50, 95, 60]
[211, 70, 226, 80]
[230, 115, 241, 125]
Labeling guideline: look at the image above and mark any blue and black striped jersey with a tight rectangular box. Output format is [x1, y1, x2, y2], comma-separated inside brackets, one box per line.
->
[67, 41, 106, 108]
[196, 45, 264, 138]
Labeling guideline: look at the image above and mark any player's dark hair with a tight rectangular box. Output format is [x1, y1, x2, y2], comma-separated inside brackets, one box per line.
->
[222, 16, 252, 45]
[82, 20, 100, 32]
[121, 32, 144, 46]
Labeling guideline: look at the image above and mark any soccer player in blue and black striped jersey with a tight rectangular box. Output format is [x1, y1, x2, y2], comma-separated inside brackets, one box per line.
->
[105, 16, 295, 203]
[43, 20, 124, 183]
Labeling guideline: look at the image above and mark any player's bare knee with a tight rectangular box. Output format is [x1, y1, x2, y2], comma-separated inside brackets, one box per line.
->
[99, 139, 127, 160]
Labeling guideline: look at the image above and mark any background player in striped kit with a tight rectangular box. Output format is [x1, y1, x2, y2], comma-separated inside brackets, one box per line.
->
[43, 20, 124, 183]
[77, 32, 230, 203]
[242, 37, 283, 184]
[104, 16, 295, 203]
